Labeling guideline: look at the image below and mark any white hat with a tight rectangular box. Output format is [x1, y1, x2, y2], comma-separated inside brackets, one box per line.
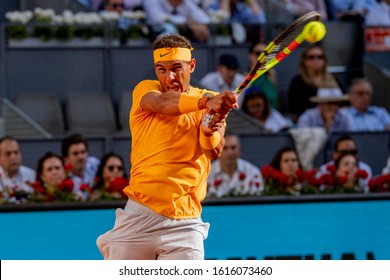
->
[310, 87, 349, 103]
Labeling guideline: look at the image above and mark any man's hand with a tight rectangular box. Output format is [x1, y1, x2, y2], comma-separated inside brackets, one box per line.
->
[205, 90, 239, 115]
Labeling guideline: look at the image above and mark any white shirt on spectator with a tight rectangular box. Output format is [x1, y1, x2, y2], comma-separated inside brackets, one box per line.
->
[200, 71, 246, 106]
[144, 0, 210, 25]
[207, 158, 263, 198]
[365, 1, 390, 26]
[0, 165, 35, 193]
[68, 156, 100, 193]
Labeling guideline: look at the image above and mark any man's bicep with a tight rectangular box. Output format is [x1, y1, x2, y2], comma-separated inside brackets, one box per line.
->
[139, 91, 162, 113]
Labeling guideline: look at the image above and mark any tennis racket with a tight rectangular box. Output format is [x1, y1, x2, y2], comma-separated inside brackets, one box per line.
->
[202, 11, 321, 127]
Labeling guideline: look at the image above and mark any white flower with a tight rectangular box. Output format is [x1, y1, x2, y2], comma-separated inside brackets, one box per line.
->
[5, 10, 33, 24]
[74, 12, 103, 25]
[100, 11, 120, 22]
[122, 10, 146, 20]
[34, 7, 56, 22]
[208, 9, 230, 24]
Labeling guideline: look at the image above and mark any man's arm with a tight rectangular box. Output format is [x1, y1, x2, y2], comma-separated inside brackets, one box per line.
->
[199, 111, 227, 160]
[140, 90, 238, 116]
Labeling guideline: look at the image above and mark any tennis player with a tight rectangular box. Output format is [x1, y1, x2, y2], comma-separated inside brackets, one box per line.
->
[97, 34, 238, 260]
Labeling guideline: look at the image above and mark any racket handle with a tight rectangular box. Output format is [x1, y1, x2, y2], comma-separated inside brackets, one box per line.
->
[202, 110, 216, 127]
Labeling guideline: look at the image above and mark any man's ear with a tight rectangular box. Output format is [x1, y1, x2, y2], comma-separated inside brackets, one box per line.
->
[189, 59, 196, 73]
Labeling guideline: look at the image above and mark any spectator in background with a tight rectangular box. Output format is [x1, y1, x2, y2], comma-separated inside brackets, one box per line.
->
[347, 78, 390, 131]
[92, 152, 128, 200]
[207, 133, 263, 198]
[207, 0, 266, 24]
[282, 0, 328, 20]
[287, 45, 344, 120]
[0, 136, 35, 196]
[297, 87, 354, 133]
[269, 146, 302, 177]
[317, 134, 372, 185]
[244, 41, 278, 109]
[143, 0, 211, 42]
[331, 0, 376, 77]
[241, 91, 291, 133]
[61, 133, 100, 193]
[365, 0, 390, 26]
[333, 152, 367, 192]
[80, 0, 143, 11]
[200, 53, 245, 105]
[34, 152, 67, 201]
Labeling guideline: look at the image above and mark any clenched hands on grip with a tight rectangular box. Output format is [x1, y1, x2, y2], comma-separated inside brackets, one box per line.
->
[201, 90, 239, 135]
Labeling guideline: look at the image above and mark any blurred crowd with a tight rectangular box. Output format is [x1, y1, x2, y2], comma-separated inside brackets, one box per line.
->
[1, 0, 389, 203]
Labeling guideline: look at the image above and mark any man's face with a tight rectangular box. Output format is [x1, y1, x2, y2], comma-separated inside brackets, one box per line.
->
[0, 140, 22, 175]
[154, 59, 195, 93]
[218, 65, 238, 87]
[168, 0, 183, 7]
[65, 143, 88, 172]
[220, 135, 241, 165]
[104, 0, 124, 12]
[349, 82, 372, 112]
[319, 101, 339, 115]
[333, 140, 358, 160]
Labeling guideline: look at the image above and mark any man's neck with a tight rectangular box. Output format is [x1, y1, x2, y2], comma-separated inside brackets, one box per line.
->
[220, 161, 237, 178]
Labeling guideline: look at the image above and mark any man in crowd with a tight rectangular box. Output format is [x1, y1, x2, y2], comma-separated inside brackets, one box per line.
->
[0, 136, 35, 196]
[61, 133, 100, 192]
[207, 133, 263, 197]
[347, 78, 390, 131]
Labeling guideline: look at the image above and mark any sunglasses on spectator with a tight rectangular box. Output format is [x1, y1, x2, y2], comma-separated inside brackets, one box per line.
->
[337, 149, 358, 155]
[305, 54, 324, 60]
[108, 3, 124, 8]
[107, 165, 124, 171]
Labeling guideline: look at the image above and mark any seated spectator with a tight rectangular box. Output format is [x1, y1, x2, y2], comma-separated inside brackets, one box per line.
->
[92, 152, 128, 200]
[61, 133, 100, 193]
[33, 152, 69, 202]
[287, 45, 344, 120]
[269, 146, 302, 181]
[347, 78, 390, 131]
[244, 41, 279, 109]
[207, 0, 266, 24]
[317, 134, 372, 186]
[331, 0, 377, 77]
[82, 0, 143, 11]
[365, 0, 390, 26]
[282, 0, 328, 20]
[200, 53, 245, 105]
[297, 87, 355, 133]
[0, 136, 35, 200]
[143, 0, 211, 42]
[333, 152, 368, 192]
[207, 133, 263, 198]
[241, 90, 291, 133]
[261, 146, 319, 195]
[98, 0, 147, 44]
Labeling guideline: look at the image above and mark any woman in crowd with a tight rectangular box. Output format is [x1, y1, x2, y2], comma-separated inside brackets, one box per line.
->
[287, 44, 344, 120]
[34, 151, 68, 201]
[269, 146, 302, 180]
[93, 152, 128, 199]
[241, 90, 291, 133]
[334, 152, 367, 192]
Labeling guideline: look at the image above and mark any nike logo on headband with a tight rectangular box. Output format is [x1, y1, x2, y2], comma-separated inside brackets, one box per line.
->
[160, 51, 172, 58]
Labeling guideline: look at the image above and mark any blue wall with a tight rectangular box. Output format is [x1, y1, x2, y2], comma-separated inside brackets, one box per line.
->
[1, 200, 389, 260]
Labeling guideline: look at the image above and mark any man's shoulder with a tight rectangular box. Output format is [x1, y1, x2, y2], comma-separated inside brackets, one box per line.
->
[237, 158, 259, 171]
[20, 165, 36, 175]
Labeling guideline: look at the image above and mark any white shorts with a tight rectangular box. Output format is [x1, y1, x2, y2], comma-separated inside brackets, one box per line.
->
[97, 199, 210, 260]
